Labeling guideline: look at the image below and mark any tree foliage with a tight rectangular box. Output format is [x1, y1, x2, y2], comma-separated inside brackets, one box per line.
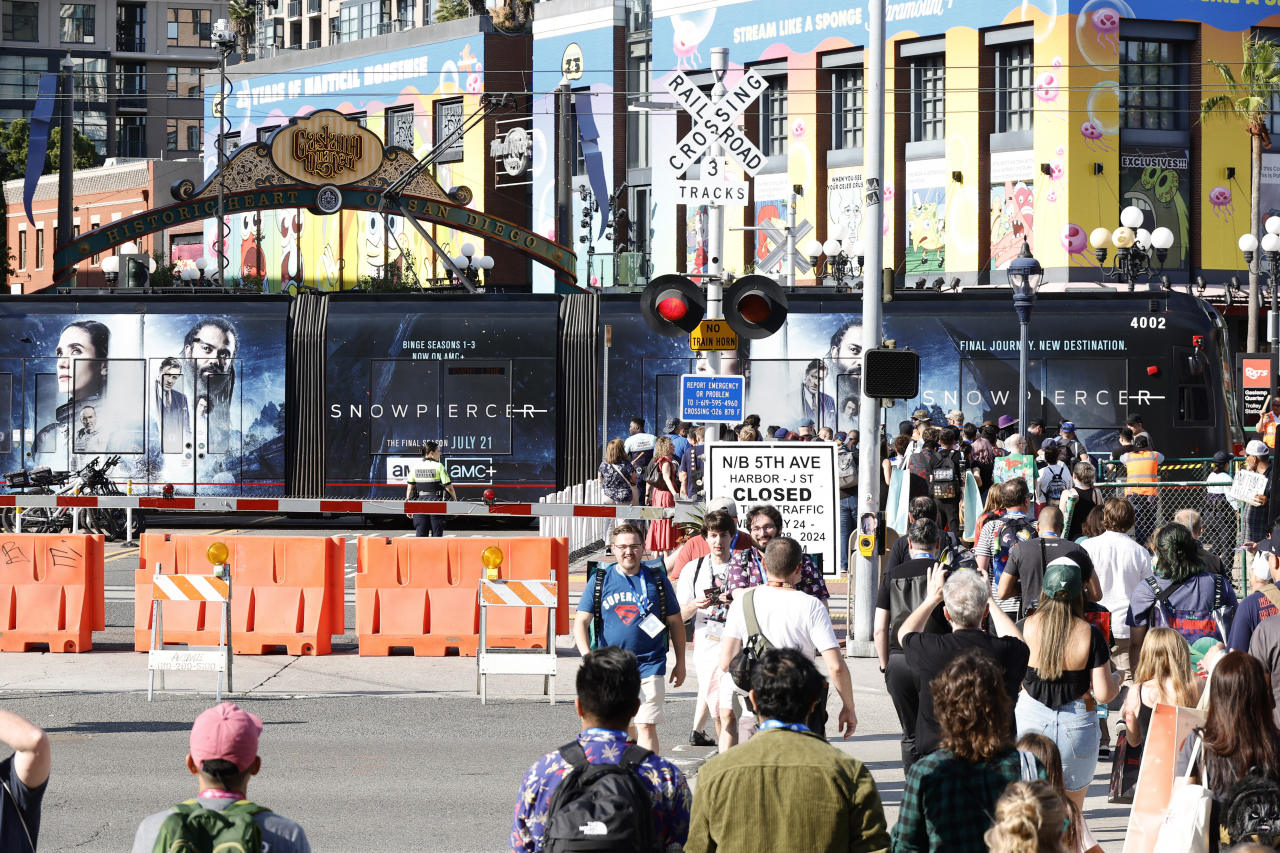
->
[0, 120, 98, 182]
[434, 0, 471, 23]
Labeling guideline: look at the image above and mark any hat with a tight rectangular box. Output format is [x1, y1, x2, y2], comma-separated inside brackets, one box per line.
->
[837, 431, 847, 441]
[1213, 450, 1233, 466]
[664, 417, 681, 433]
[798, 417, 816, 428]
[785, 432, 800, 440]
[706, 496, 739, 517]
[946, 409, 964, 421]
[1189, 636, 1220, 667]
[1247, 439, 1272, 458]
[997, 414, 1018, 429]
[1040, 437, 1058, 448]
[774, 428, 789, 439]
[190, 702, 262, 773]
[1126, 413, 1143, 425]
[1061, 421, 1076, 433]
[912, 408, 930, 421]
[1042, 558, 1083, 601]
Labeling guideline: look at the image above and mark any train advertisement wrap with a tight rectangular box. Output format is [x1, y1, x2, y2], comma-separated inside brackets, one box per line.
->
[603, 292, 1234, 459]
[324, 298, 559, 496]
[0, 299, 289, 494]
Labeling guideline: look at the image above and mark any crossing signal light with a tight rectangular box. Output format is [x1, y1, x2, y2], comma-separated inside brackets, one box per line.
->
[863, 347, 920, 400]
[724, 275, 788, 339]
[641, 275, 705, 337]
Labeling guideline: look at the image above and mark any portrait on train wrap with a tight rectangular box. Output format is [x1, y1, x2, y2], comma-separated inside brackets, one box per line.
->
[0, 301, 288, 495]
[324, 301, 559, 496]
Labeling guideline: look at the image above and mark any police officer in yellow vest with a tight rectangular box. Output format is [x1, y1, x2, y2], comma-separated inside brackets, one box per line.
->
[1256, 396, 1280, 449]
[405, 441, 457, 537]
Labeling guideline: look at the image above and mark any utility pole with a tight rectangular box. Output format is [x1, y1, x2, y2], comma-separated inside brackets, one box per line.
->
[557, 79, 572, 255]
[850, 0, 886, 658]
[54, 53, 74, 288]
[704, 48, 727, 402]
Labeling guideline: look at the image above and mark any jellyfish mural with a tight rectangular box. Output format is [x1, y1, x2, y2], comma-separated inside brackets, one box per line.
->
[1209, 186, 1234, 219]
[1034, 68, 1067, 122]
[1081, 120, 1113, 153]
[1062, 223, 1097, 266]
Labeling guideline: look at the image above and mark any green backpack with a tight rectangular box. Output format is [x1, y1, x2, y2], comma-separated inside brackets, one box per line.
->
[151, 800, 270, 853]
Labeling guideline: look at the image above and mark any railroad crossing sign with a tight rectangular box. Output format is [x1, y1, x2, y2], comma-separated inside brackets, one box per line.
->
[664, 70, 768, 177]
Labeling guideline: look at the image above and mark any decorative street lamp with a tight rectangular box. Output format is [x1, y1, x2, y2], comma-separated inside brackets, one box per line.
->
[1240, 217, 1280, 346]
[1088, 206, 1175, 291]
[452, 242, 494, 287]
[1007, 240, 1042, 436]
[804, 226, 865, 292]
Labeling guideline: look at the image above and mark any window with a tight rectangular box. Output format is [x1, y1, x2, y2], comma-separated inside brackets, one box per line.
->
[911, 55, 945, 141]
[995, 43, 1033, 133]
[434, 98, 464, 163]
[626, 45, 651, 170]
[34, 228, 42, 270]
[167, 118, 201, 150]
[73, 58, 107, 101]
[832, 67, 863, 149]
[396, 0, 414, 24]
[337, 0, 384, 41]
[220, 131, 240, 156]
[60, 4, 95, 43]
[17, 230, 25, 271]
[117, 4, 146, 52]
[0, 56, 46, 100]
[387, 105, 414, 148]
[1120, 39, 1181, 131]
[168, 8, 212, 47]
[75, 110, 107, 155]
[759, 76, 788, 157]
[256, 124, 279, 142]
[116, 116, 145, 158]
[116, 63, 146, 109]
[3, 1, 37, 41]
[167, 67, 202, 98]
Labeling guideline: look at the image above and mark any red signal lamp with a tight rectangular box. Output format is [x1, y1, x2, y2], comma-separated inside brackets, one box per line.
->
[1147, 366, 1159, 376]
[658, 297, 689, 322]
[738, 294, 771, 324]
[483, 488, 496, 503]
[640, 275, 705, 337]
[724, 275, 789, 339]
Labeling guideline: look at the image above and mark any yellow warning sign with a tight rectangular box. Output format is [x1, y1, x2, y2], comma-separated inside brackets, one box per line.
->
[690, 320, 739, 352]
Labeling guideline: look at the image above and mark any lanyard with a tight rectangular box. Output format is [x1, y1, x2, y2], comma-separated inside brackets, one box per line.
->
[619, 566, 650, 614]
[199, 789, 244, 800]
[759, 720, 811, 733]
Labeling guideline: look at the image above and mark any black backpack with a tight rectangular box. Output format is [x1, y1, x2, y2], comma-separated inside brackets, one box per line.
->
[1221, 769, 1280, 849]
[542, 741, 660, 853]
[930, 450, 960, 501]
[1042, 464, 1070, 502]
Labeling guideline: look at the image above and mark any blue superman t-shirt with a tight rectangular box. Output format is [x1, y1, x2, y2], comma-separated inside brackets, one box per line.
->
[578, 564, 677, 677]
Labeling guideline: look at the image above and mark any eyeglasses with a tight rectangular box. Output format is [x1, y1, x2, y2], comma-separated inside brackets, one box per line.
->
[750, 525, 777, 535]
[614, 544, 643, 552]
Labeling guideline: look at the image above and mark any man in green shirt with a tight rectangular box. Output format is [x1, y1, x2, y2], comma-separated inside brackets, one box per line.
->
[405, 441, 457, 537]
[685, 648, 889, 853]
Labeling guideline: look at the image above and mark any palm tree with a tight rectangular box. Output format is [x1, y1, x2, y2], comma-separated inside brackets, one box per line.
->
[1201, 35, 1280, 353]
[227, 0, 256, 58]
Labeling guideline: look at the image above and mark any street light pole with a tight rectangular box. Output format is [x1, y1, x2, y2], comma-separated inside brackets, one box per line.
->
[1008, 241, 1042, 437]
[850, 0, 886, 657]
[213, 21, 235, 286]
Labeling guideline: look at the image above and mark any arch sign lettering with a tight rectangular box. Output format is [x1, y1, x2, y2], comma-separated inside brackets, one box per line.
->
[54, 110, 580, 291]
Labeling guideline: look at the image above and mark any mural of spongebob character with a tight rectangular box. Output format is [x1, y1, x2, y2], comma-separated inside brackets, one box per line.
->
[1118, 153, 1191, 269]
[906, 192, 945, 271]
[279, 209, 304, 291]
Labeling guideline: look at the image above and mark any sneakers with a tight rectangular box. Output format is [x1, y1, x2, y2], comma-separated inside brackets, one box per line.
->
[690, 729, 716, 747]
[1098, 742, 1111, 761]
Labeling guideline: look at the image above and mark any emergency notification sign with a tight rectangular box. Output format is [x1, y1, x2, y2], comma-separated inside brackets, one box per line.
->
[706, 442, 840, 576]
[679, 374, 745, 422]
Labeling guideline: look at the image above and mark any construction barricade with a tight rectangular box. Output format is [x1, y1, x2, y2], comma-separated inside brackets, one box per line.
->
[478, 578, 558, 704]
[0, 533, 105, 652]
[355, 536, 568, 656]
[133, 533, 345, 655]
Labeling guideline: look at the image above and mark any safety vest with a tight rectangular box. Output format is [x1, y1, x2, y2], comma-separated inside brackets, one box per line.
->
[1265, 413, 1278, 449]
[1125, 451, 1159, 497]
[408, 459, 448, 496]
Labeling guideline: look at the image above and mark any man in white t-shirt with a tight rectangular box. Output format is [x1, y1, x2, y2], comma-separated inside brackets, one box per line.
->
[624, 417, 657, 504]
[676, 508, 739, 747]
[718, 537, 857, 753]
[1035, 443, 1072, 510]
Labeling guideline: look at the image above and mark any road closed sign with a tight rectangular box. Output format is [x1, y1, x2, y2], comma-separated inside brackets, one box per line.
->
[706, 442, 840, 576]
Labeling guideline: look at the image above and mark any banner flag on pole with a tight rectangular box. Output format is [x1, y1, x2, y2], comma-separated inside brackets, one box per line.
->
[24, 73, 58, 226]
[573, 92, 610, 239]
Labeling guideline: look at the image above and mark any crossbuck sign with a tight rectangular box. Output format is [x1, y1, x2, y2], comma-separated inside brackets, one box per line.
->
[664, 70, 768, 177]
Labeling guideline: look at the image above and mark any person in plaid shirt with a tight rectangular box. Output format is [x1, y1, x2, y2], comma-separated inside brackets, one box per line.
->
[510, 647, 691, 853]
[724, 505, 830, 603]
[891, 650, 1044, 853]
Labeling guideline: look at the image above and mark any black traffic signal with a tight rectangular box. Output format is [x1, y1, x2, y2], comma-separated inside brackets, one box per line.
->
[724, 275, 788, 339]
[640, 275, 705, 337]
[863, 347, 920, 399]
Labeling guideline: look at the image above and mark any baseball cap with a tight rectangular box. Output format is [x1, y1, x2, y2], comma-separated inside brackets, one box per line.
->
[1042, 558, 1083, 601]
[1040, 437, 1058, 449]
[190, 702, 262, 773]
[1213, 450, 1233, 465]
[1247, 439, 1272, 457]
[912, 408, 930, 421]
[1061, 421, 1076, 432]
[798, 417, 816, 428]
[706, 496, 738, 517]
[664, 417, 680, 433]
[774, 428, 789, 439]
[946, 409, 964, 421]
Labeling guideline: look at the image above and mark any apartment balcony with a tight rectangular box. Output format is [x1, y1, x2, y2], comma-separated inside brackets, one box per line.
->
[308, 0, 321, 12]
[306, 39, 320, 48]
[116, 35, 145, 52]
[116, 140, 146, 158]
[287, 1, 301, 17]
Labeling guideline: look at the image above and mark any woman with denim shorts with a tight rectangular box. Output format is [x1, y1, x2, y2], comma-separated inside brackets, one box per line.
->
[1016, 557, 1119, 812]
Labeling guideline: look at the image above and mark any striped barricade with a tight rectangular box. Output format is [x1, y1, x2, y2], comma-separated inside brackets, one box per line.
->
[147, 566, 232, 702]
[477, 578, 558, 705]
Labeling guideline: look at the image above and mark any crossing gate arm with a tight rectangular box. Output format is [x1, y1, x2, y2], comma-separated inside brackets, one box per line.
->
[477, 579, 558, 705]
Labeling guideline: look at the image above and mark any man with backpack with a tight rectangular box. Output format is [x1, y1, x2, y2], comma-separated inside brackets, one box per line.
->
[130, 703, 310, 853]
[510, 647, 691, 853]
[930, 428, 965, 535]
[996, 506, 1100, 618]
[885, 497, 977, 573]
[1035, 444, 1072, 513]
[718, 537, 857, 749]
[0, 709, 49, 853]
[874, 518, 953, 770]
[975, 479, 1039, 619]
[573, 524, 686, 754]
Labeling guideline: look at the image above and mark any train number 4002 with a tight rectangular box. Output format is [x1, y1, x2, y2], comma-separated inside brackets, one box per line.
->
[1131, 316, 1167, 329]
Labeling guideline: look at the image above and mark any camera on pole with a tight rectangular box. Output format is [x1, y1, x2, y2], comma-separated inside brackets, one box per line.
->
[640, 274, 706, 337]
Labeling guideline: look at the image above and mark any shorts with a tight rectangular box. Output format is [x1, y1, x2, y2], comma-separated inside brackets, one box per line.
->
[1016, 693, 1099, 793]
[635, 674, 666, 725]
[1111, 637, 1132, 688]
[716, 665, 745, 718]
